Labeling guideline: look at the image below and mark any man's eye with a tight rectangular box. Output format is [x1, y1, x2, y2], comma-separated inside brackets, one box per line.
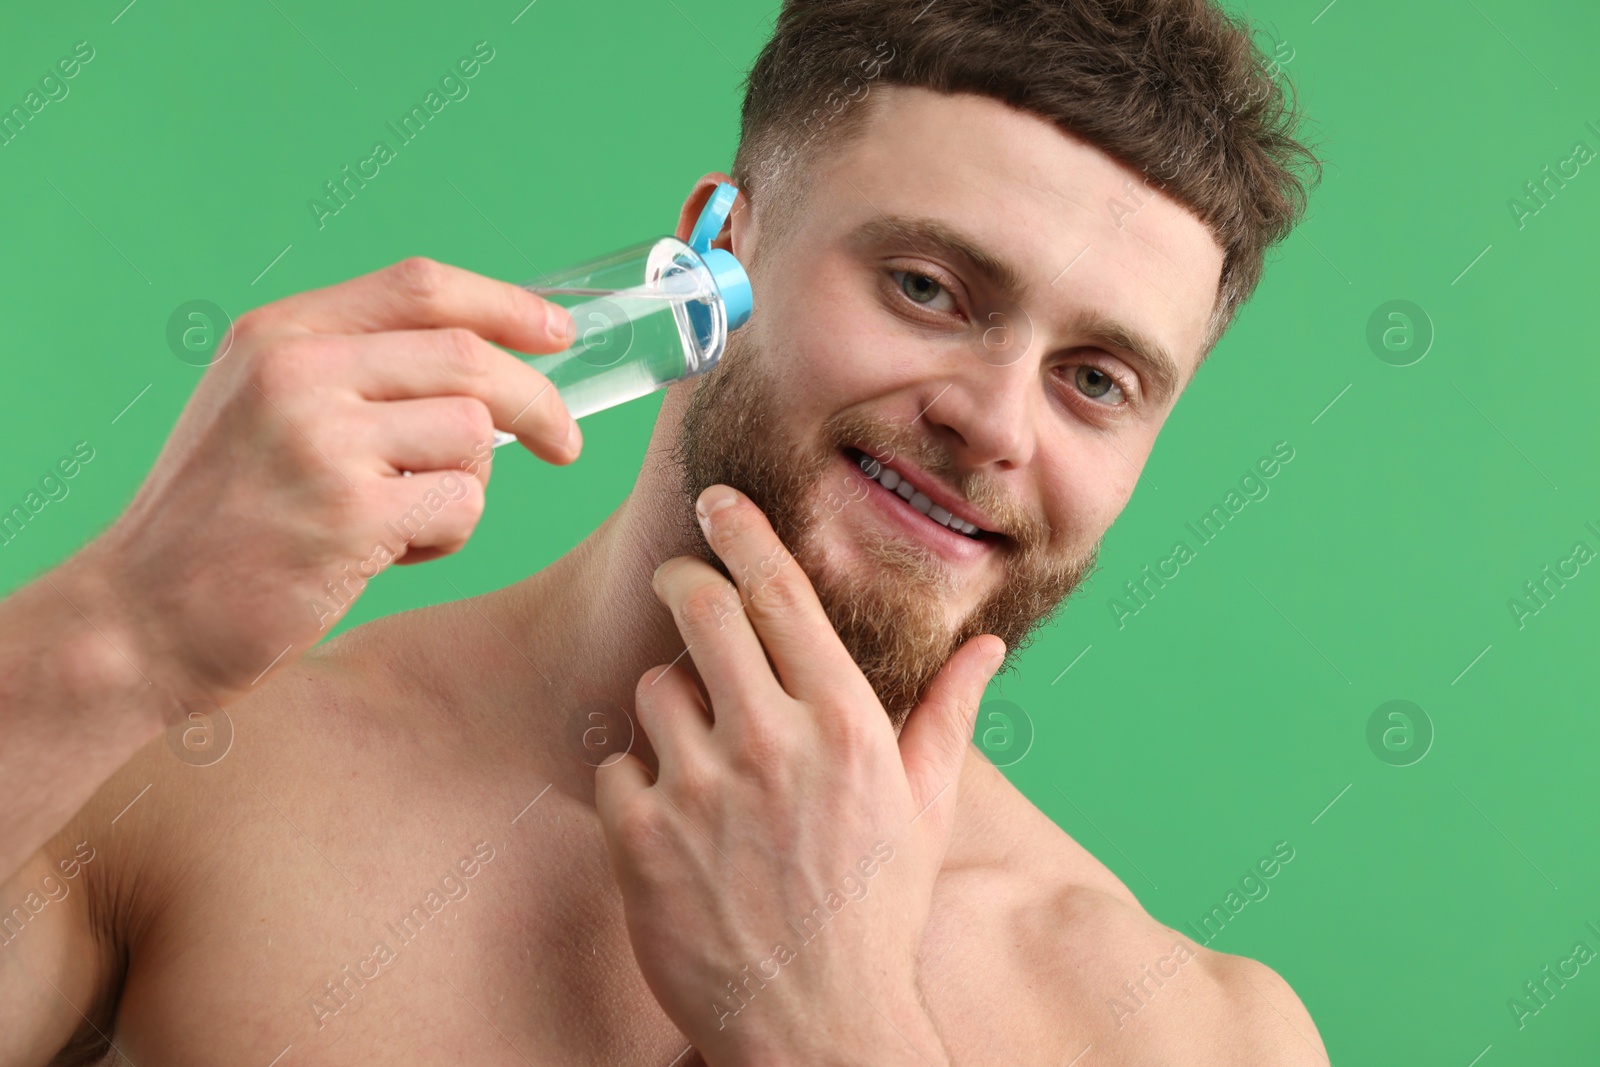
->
[892, 270, 955, 314]
[1073, 365, 1126, 405]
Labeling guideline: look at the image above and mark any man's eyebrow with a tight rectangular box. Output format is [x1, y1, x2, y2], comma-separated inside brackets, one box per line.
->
[853, 214, 1030, 298]
[850, 213, 1186, 405]
[1062, 309, 1184, 406]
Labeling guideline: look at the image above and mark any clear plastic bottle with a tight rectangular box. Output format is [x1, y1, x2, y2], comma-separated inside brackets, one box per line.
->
[491, 183, 753, 447]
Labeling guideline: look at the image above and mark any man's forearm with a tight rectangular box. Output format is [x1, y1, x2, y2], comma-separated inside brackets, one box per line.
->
[0, 542, 172, 879]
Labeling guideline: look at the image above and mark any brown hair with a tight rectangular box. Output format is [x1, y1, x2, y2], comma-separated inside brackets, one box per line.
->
[729, 0, 1324, 360]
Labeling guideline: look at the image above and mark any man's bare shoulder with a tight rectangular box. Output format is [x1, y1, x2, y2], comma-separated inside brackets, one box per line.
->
[224, 595, 515, 750]
[945, 750, 1328, 1065]
[1039, 889, 1326, 1065]
[68, 603, 484, 907]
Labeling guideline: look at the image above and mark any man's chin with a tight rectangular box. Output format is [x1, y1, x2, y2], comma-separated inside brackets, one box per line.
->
[797, 531, 958, 730]
[825, 518, 991, 633]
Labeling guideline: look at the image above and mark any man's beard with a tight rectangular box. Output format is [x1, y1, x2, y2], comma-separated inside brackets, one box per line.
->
[673, 330, 1101, 730]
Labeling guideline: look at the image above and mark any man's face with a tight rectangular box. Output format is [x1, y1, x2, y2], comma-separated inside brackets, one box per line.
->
[674, 86, 1224, 727]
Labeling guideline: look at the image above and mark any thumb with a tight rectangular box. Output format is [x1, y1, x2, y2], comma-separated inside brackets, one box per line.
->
[899, 634, 1006, 822]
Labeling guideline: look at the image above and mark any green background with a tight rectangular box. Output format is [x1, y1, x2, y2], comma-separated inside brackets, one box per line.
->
[2, 0, 1596, 1061]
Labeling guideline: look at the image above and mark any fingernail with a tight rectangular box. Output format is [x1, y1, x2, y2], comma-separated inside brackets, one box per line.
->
[565, 417, 582, 455]
[696, 484, 738, 520]
[548, 307, 574, 345]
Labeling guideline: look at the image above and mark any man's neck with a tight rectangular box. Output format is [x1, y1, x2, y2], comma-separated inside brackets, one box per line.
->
[482, 388, 704, 792]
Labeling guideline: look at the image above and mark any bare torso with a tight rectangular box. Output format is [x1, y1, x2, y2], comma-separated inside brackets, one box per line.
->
[40, 598, 1292, 1067]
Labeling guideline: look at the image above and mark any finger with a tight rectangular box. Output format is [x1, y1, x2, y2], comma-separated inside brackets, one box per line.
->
[692, 484, 863, 701]
[269, 256, 576, 358]
[337, 328, 579, 465]
[634, 662, 713, 779]
[652, 555, 783, 713]
[594, 751, 657, 847]
[899, 635, 1005, 823]
[371, 468, 485, 564]
[367, 396, 499, 482]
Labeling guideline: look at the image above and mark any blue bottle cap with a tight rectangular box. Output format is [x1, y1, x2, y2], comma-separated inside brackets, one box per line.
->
[687, 182, 753, 331]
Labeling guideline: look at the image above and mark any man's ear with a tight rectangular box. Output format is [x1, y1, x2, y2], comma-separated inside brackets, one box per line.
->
[674, 173, 743, 255]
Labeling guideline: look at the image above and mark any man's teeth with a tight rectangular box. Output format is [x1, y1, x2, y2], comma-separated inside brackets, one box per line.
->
[855, 453, 982, 536]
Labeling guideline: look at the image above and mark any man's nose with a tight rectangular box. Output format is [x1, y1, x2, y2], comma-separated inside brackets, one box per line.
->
[920, 339, 1039, 471]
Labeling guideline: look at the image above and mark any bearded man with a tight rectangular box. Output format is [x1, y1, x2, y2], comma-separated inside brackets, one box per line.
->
[0, 0, 1327, 1063]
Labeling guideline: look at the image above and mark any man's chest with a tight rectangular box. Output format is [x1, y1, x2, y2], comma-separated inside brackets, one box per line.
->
[108, 801, 706, 1067]
[91, 720, 1123, 1067]
[108, 853, 1091, 1067]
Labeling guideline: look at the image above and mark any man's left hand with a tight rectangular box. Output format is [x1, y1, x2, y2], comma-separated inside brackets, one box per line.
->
[594, 483, 1005, 1067]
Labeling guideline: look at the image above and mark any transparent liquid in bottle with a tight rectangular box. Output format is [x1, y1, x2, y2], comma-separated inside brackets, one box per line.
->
[492, 235, 726, 445]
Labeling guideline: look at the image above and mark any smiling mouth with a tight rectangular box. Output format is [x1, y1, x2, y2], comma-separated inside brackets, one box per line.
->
[844, 447, 992, 540]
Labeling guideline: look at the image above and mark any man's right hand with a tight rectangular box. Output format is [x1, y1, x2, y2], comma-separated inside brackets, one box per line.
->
[77, 255, 580, 716]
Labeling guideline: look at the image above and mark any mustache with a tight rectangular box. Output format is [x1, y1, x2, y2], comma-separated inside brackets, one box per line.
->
[674, 333, 1103, 726]
[819, 409, 1053, 553]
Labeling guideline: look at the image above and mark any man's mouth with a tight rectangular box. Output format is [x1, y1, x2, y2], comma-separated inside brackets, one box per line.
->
[843, 447, 994, 541]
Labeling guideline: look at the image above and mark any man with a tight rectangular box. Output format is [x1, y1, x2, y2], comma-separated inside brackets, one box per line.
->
[0, 0, 1327, 1063]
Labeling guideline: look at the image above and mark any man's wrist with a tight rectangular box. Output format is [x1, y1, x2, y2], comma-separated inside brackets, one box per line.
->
[0, 544, 178, 878]
[43, 546, 177, 733]
[736, 989, 951, 1067]
[830, 1009, 950, 1067]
